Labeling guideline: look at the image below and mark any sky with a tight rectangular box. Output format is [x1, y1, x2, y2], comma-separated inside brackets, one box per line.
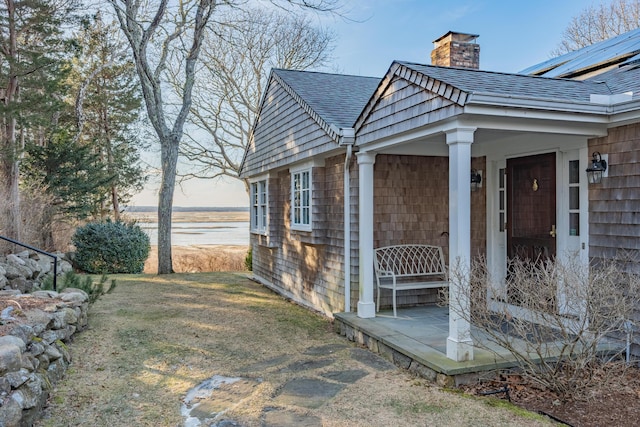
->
[129, 0, 607, 208]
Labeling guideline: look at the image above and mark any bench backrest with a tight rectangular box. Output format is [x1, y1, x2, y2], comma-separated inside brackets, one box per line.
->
[374, 245, 447, 278]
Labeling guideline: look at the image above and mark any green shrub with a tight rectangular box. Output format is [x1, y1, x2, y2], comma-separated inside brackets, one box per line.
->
[244, 247, 253, 271]
[72, 220, 150, 274]
[42, 271, 116, 304]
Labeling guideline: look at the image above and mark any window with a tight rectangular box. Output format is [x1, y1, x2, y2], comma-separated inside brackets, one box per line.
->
[250, 179, 267, 233]
[291, 169, 311, 230]
[568, 160, 580, 236]
[498, 168, 506, 232]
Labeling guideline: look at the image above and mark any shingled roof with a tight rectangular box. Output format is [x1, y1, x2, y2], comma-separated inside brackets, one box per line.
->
[396, 61, 618, 103]
[586, 64, 640, 96]
[273, 69, 380, 128]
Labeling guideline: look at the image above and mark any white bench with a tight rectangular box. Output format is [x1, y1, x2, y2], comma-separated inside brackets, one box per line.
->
[374, 245, 449, 317]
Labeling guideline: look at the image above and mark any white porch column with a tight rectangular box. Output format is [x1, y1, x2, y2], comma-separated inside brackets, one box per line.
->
[357, 151, 376, 318]
[446, 128, 476, 361]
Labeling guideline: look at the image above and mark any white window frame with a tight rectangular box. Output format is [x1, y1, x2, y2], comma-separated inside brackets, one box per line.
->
[250, 177, 268, 234]
[290, 166, 312, 231]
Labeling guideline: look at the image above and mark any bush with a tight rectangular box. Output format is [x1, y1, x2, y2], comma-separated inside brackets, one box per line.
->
[244, 247, 253, 271]
[445, 254, 640, 399]
[42, 271, 116, 304]
[72, 220, 150, 274]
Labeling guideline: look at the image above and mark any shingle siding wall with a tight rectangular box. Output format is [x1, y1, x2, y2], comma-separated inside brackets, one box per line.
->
[589, 123, 640, 266]
[250, 155, 352, 316]
[348, 156, 360, 311]
[372, 154, 486, 309]
[252, 152, 487, 314]
[588, 122, 640, 356]
[356, 76, 463, 145]
[243, 78, 339, 178]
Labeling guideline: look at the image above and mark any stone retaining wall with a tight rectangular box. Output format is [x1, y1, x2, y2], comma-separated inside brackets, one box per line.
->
[1, 250, 73, 294]
[0, 289, 88, 426]
[0, 247, 87, 427]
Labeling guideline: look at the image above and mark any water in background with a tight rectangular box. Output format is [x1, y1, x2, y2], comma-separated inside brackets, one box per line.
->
[128, 207, 250, 246]
[139, 221, 249, 246]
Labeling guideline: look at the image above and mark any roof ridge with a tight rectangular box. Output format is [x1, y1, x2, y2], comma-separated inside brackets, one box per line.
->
[273, 68, 379, 80]
[395, 60, 608, 85]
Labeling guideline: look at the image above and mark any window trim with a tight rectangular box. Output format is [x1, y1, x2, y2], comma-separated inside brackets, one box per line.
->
[290, 167, 312, 231]
[568, 159, 580, 237]
[250, 176, 268, 234]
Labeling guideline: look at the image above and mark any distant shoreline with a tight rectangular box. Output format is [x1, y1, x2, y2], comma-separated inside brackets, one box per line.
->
[125, 206, 249, 213]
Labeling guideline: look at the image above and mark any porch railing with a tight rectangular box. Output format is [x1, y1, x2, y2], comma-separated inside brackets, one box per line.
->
[0, 235, 58, 291]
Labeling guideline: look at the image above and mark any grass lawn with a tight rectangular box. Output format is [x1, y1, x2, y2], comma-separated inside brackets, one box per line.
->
[36, 273, 553, 426]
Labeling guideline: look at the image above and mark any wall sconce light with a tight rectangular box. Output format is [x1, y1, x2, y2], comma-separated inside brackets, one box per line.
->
[586, 152, 607, 184]
[471, 169, 482, 192]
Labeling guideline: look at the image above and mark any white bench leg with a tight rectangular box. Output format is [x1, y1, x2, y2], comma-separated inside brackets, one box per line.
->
[392, 288, 397, 317]
[376, 286, 380, 313]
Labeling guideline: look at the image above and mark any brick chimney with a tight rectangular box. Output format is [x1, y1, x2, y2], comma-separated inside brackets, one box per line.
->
[431, 31, 480, 69]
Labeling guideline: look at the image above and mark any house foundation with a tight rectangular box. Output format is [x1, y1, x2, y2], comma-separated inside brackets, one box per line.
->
[333, 307, 518, 387]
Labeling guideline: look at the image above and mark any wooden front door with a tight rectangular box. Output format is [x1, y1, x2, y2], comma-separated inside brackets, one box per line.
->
[506, 153, 557, 309]
[507, 153, 556, 262]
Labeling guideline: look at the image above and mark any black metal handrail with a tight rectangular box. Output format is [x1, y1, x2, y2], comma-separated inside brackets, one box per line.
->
[0, 235, 57, 291]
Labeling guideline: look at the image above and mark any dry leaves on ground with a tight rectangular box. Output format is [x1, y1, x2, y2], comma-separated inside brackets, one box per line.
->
[461, 364, 640, 427]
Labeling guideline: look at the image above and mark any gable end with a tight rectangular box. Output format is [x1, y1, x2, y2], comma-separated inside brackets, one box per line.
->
[272, 72, 341, 142]
[241, 75, 341, 178]
[354, 63, 468, 143]
[355, 65, 465, 145]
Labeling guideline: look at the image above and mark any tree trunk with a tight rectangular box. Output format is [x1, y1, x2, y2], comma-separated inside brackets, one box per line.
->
[1, 135, 21, 242]
[41, 204, 55, 251]
[157, 135, 179, 274]
[1, 0, 21, 242]
[112, 185, 120, 221]
[8, 133, 20, 242]
[105, 131, 120, 221]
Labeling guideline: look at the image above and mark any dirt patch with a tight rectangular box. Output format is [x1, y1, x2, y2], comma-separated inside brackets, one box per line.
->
[461, 365, 640, 427]
[33, 273, 553, 426]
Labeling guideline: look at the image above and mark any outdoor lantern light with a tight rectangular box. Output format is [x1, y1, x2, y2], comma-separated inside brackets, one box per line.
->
[586, 151, 607, 184]
[470, 169, 482, 191]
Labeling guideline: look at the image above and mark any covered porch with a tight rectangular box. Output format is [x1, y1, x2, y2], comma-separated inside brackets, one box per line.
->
[335, 305, 624, 386]
[349, 61, 611, 363]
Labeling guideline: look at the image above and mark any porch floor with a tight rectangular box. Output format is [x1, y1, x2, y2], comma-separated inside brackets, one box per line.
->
[333, 305, 623, 385]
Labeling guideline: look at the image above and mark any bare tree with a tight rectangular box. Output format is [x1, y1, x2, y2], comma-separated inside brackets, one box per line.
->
[178, 8, 335, 192]
[108, 0, 215, 274]
[109, 0, 340, 274]
[553, 0, 640, 55]
[445, 255, 640, 399]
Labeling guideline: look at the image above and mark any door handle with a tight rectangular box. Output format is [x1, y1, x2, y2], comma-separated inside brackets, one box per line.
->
[549, 225, 556, 238]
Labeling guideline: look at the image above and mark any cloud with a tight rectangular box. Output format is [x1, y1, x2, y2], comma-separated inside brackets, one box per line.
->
[439, 4, 477, 22]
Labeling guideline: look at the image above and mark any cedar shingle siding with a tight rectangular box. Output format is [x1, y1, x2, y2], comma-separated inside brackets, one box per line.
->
[251, 155, 350, 315]
[247, 68, 490, 315]
[589, 123, 640, 268]
[245, 70, 378, 316]
[357, 76, 462, 145]
[251, 151, 487, 315]
[243, 78, 336, 178]
[372, 154, 486, 308]
[588, 123, 640, 354]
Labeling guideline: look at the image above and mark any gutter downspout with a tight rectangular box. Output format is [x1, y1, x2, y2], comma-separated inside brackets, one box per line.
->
[339, 128, 356, 312]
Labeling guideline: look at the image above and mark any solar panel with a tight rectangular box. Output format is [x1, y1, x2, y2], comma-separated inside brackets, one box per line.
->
[521, 27, 640, 78]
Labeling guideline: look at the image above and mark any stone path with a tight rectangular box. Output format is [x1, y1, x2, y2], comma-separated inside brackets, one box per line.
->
[181, 344, 396, 427]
